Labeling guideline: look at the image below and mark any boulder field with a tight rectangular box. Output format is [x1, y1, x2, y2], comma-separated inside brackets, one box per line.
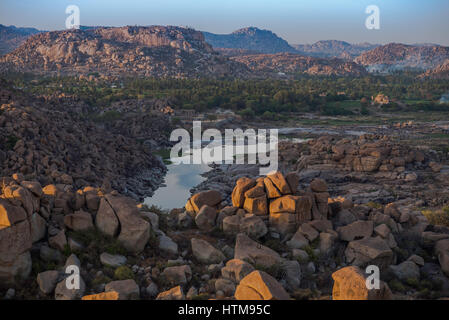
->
[1, 170, 449, 300]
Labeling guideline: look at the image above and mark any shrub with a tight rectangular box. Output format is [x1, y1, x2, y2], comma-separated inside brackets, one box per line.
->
[114, 266, 135, 280]
[422, 207, 449, 227]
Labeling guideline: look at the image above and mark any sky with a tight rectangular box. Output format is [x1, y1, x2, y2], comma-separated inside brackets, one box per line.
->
[1, 0, 448, 45]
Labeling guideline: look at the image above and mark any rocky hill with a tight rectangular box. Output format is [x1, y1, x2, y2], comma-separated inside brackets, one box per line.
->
[0, 80, 170, 200]
[0, 26, 251, 78]
[203, 27, 297, 54]
[231, 53, 368, 76]
[294, 40, 379, 60]
[0, 24, 41, 56]
[420, 59, 449, 79]
[355, 43, 449, 73]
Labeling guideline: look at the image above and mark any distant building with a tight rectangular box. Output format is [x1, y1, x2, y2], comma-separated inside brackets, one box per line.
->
[372, 94, 390, 105]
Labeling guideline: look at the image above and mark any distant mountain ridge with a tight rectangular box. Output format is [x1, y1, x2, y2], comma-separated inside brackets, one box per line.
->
[203, 27, 297, 54]
[0, 24, 42, 55]
[293, 40, 379, 59]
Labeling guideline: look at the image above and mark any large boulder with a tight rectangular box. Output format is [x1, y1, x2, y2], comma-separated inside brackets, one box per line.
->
[0, 199, 27, 227]
[191, 238, 225, 264]
[195, 205, 217, 231]
[105, 279, 140, 300]
[95, 198, 119, 237]
[105, 194, 150, 253]
[332, 266, 392, 300]
[345, 237, 394, 270]
[243, 196, 268, 216]
[162, 265, 192, 286]
[234, 233, 282, 268]
[0, 220, 32, 283]
[221, 259, 255, 283]
[337, 220, 373, 242]
[240, 215, 268, 239]
[232, 178, 256, 208]
[235, 270, 290, 300]
[37, 270, 60, 294]
[266, 172, 291, 195]
[64, 210, 94, 231]
[186, 190, 222, 214]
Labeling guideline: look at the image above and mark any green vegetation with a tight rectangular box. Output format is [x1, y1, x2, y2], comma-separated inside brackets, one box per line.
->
[422, 206, 449, 227]
[114, 266, 135, 280]
[6, 73, 449, 119]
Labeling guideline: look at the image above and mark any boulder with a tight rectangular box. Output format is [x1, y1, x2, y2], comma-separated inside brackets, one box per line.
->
[235, 270, 290, 300]
[389, 261, 420, 281]
[270, 195, 297, 214]
[269, 212, 296, 235]
[191, 238, 225, 264]
[263, 177, 282, 199]
[156, 286, 184, 300]
[221, 259, 255, 283]
[0, 199, 27, 227]
[82, 291, 119, 300]
[30, 213, 47, 243]
[195, 205, 217, 231]
[243, 196, 268, 216]
[105, 194, 150, 253]
[332, 266, 392, 300]
[64, 210, 94, 231]
[240, 215, 268, 239]
[105, 279, 140, 300]
[54, 277, 86, 300]
[310, 178, 328, 192]
[159, 235, 178, 256]
[49, 230, 67, 252]
[100, 253, 127, 268]
[337, 220, 374, 242]
[215, 278, 236, 296]
[96, 198, 119, 237]
[37, 270, 59, 294]
[162, 265, 192, 286]
[234, 233, 282, 268]
[297, 223, 319, 242]
[267, 172, 291, 195]
[232, 178, 256, 208]
[345, 237, 394, 270]
[222, 215, 241, 235]
[187, 190, 222, 213]
[286, 230, 309, 249]
[285, 172, 299, 194]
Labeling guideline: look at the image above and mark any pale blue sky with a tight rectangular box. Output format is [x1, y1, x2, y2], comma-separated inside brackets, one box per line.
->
[1, 0, 448, 45]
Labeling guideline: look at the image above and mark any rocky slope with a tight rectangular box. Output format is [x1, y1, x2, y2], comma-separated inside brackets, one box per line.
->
[420, 59, 449, 79]
[355, 43, 449, 73]
[0, 80, 170, 200]
[0, 26, 251, 78]
[0, 24, 41, 56]
[294, 40, 379, 60]
[203, 27, 297, 54]
[1, 167, 448, 300]
[231, 53, 368, 76]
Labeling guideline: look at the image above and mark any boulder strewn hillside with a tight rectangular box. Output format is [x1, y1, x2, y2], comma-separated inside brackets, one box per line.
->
[231, 53, 368, 76]
[0, 26, 251, 78]
[355, 43, 449, 72]
[0, 81, 169, 200]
